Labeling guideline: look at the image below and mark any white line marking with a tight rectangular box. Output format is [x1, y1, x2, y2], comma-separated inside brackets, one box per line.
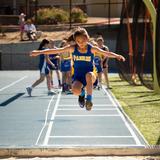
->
[58, 104, 114, 107]
[43, 144, 145, 147]
[43, 92, 61, 146]
[107, 89, 149, 145]
[49, 136, 133, 138]
[35, 95, 55, 145]
[55, 114, 120, 117]
[57, 108, 117, 111]
[102, 86, 142, 145]
[0, 76, 27, 92]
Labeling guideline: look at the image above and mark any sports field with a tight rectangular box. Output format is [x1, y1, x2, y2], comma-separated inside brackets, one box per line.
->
[1, 71, 158, 158]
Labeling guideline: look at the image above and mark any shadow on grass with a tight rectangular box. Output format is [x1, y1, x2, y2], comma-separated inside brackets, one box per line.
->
[156, 136, 160, 145]
[126, 102, 160, 107]
[142, 99, 160, 103]
[110, 79, 123, 82]
[111, 84, 130, 87]
[127, 91, 153, 94]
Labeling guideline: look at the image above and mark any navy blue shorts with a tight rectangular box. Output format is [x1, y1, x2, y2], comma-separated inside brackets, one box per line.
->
[72, 73, 87, 86]
[95, 65, 103, 73]
[60, 60, 71, 72]
[39, 66, 50, 75]
[94, 57, 102, 73]
[72, 71, 95, 87]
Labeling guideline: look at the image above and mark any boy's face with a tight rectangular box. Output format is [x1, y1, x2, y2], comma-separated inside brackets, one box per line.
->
[49, 41, 54, 48]
[45, 43, 50, 48]
[97, 39, 103, 46]
[75, 35, 88, 49]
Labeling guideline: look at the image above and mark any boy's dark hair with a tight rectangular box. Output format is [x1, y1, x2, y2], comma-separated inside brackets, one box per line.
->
[96, 36, 104, 42]
[60, 40, 67, 47]
[38, 39, 49, 50]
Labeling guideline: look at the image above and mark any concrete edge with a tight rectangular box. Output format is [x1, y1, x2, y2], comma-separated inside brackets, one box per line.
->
[0, 147, 160, 158]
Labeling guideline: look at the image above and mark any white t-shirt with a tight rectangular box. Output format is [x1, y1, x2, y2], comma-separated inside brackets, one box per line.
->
[24, 24, 36, 32]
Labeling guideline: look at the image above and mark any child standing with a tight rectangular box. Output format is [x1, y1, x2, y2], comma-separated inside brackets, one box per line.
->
[26, 39, 56, 96]
[59, 40, 72, 93]
[48, 40, 61, 88]
[18, 13, 25, 41]
[96, 36, 111, 89]
[30, 28, 125, 110]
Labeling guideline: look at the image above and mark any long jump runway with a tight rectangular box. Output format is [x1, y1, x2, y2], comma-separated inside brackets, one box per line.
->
[0, 71, 153, 156]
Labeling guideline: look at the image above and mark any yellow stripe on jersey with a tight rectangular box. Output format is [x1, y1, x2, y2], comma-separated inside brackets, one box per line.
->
[60, 52, 71, 60]
[94, 52, 103, 60]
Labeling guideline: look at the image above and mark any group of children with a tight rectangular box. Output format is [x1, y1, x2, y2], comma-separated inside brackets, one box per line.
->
[28, 27, 125, 111]
[26, 39, 71, 96]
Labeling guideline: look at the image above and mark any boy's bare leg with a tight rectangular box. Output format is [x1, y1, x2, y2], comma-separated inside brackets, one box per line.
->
[103, 67, 110, 88]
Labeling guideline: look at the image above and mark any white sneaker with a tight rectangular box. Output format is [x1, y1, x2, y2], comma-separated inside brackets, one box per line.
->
[48, 90, 57, 95]
[97, 84, 102, 90]
[26, 87, 32, 96]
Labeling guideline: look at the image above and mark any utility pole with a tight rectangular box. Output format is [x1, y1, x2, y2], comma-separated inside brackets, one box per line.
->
[69, 0, 72, 30]
[34, 0, 38, 24]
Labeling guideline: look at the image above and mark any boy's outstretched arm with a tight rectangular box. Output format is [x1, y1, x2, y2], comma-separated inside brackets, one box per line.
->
[30, 45, 73, 57]
[92, 46, 125, 62]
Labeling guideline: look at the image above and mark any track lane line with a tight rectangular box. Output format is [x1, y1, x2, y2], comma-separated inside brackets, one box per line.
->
[35, 94, 55, 145]
[57, 108, 117, 110]
[43, 91, 61, 146]
[0, 76, 27, 92]
[107, 88, 149, 145]
[49, 136, 133, 138]
[55, 114, 120, 117]
[43, 144, 145, 147]
[102, 86, 142, 145]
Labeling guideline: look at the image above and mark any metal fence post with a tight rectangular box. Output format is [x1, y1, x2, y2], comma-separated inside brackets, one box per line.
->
[0, 51, 1, 70]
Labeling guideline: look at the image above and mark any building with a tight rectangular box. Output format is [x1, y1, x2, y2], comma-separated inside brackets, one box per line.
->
[0, 0, 122, 18]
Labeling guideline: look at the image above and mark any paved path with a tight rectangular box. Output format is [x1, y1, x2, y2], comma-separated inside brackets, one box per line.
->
[0, 71, 147, 149]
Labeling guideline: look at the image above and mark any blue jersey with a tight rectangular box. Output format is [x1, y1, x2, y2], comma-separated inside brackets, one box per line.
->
[39, 47, 50, 75]
[39, 47, 47, 69]
[72, 44, 94, 76]
[49, 54, 58, 64]
[72, 44, 94, 86]
[48, 54, 59, 70]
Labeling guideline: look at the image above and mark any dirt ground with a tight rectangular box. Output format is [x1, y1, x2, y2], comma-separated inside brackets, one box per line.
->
[3, 156, 160, 160]
[0, 17, 122, 44]
[0, 31, 71, 44]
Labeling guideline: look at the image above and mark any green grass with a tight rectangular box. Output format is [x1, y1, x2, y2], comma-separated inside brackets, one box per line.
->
[108, 75, 160, 145]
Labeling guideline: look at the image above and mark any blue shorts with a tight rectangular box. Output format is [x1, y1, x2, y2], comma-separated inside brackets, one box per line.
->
[94, 57, 102, 73]
[39, 66, 50, 75]
[95, 65, 103, 73]
[72, 73, 87, 86]
[60, 60, 71, 72]
[72, 70, 95, 86]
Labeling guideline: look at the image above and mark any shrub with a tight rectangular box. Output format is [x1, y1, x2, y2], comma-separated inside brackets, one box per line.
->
[37, 8, 69, 24]
[36, 7, 87, 24]
[71, 7, 87, 23]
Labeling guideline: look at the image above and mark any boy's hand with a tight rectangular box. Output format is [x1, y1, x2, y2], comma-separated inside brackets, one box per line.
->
[30, 50, 41, 57]
[116, 55, 125, 62]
